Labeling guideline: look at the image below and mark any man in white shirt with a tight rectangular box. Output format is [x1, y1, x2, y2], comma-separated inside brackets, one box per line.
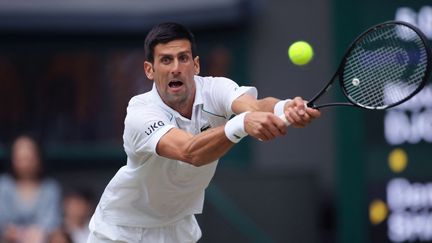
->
[87, 22, 321, 243]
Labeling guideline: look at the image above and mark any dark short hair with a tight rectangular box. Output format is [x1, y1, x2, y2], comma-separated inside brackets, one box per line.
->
[144, 22, 197, 63]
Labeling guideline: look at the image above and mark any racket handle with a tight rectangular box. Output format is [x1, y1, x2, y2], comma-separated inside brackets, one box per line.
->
[279, 114, 291, 126]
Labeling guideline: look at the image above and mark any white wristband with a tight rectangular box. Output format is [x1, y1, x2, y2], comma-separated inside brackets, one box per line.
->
[224, 112, 249, 143]
[274, 99, 291, 126]
[274, 99, 291, 117]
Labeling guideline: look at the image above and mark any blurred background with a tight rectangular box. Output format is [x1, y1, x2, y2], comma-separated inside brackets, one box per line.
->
[0, 0, 431, 242]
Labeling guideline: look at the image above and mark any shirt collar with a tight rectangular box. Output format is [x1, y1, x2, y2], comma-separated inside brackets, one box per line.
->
[192, 76, 203, 106]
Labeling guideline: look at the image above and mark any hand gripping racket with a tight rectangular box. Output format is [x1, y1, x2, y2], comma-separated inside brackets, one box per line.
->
[280, 21, 432, 125]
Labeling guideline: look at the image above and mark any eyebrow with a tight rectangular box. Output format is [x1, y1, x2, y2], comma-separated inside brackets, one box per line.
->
[157, 50, 191, 58]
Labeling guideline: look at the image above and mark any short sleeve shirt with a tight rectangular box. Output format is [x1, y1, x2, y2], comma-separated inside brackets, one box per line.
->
[95, 76, 257, 227]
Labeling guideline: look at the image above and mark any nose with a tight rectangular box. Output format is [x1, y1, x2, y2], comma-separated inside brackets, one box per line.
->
[171, 59, 181, 76]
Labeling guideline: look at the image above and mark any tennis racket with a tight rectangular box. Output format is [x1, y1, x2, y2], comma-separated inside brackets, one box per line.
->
[280, 21, 432, 125]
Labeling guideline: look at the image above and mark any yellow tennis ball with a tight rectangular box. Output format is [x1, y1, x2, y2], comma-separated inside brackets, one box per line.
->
[288, 41, 314, 65]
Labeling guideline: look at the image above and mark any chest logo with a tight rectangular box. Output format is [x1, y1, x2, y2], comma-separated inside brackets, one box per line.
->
[200, 124, 211, 132]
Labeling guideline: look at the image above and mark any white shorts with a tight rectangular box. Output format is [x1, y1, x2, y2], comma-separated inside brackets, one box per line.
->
[87, 209, 202, 243]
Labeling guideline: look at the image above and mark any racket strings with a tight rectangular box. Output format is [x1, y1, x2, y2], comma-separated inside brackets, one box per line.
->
[346, 29, 424, 106]
[347, 46, 406, 106]
[342, 24, 428, 109]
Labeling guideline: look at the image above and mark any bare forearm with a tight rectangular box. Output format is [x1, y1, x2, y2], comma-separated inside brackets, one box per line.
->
[157, 126, 235, 167]
[182, 126, 234, 166]
[232, 95, 280, 114]
[255, 97, 280, 112]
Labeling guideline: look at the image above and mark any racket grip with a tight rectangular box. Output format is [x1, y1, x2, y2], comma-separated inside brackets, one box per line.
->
[279, 114, 291, 126]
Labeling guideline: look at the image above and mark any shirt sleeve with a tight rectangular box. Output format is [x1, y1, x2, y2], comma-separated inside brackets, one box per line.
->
[208, 77, 258, 117]
[123, 109, 175, 157]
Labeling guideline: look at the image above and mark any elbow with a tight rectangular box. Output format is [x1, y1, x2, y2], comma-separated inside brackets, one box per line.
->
[179, 148, 212, 167]
[178, 139, 220, 167]
[181, 153, 208, 167]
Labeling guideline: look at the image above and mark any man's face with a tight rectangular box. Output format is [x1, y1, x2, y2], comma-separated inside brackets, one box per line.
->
[144, 39, 200, 108]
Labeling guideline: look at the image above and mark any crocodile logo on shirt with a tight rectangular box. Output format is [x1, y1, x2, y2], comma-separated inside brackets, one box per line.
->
[145, 121, 165, 136]
[200, 124, 211, 132]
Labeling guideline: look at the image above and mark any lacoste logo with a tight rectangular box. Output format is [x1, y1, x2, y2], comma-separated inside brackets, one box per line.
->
[200, 124, 211, 132]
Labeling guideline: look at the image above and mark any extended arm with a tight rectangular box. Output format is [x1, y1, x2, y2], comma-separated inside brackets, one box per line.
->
[155, 95, 280, 166]
[156, 126, 234, 167]
[156, 95, 282, 166]
[156, 94, 320, 167]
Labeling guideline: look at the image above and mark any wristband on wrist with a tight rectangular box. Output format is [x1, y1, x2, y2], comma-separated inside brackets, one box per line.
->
[274, 99, 291, 117]
[224, 112, 249, 143]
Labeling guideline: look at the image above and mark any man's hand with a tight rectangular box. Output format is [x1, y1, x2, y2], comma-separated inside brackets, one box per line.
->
[283, 96, 321, 128]
[244, 112, 287, 141]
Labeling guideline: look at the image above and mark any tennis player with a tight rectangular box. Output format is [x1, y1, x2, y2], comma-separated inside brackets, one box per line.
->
[87, 22, 321, 243]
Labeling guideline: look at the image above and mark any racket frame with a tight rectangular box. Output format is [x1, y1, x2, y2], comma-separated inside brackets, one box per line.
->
[307, 21, 432, 110]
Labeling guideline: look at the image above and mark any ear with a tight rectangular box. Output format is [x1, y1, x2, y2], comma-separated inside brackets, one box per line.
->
[144, 61, 154, 80]
[193, 56, 200, 75]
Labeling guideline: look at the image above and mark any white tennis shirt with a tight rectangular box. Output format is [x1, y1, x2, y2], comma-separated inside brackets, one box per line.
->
[93, 76, 257, 228]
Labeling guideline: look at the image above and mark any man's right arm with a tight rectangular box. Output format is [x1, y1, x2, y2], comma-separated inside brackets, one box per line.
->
[155, 109, 294, 166]
[156, 126, 234, 167]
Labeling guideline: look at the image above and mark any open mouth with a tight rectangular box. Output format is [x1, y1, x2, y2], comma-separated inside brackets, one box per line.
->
[168, 80, 183, 88]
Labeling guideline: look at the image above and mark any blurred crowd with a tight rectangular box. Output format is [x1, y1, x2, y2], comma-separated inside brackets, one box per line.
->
[0, 135, 94, 243]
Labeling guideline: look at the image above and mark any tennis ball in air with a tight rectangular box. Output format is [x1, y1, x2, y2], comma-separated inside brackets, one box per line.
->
[288, 41, 314, 65]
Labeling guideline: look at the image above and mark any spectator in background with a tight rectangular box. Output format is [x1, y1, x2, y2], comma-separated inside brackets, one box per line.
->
[63, 189, 94, 243]
[0, 135, 62, 243]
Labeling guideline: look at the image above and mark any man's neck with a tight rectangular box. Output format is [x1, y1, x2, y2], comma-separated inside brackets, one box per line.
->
[172, 96, 194, 119]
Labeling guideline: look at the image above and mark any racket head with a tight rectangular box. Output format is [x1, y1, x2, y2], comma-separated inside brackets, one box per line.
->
[339, 21, 432, 110]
